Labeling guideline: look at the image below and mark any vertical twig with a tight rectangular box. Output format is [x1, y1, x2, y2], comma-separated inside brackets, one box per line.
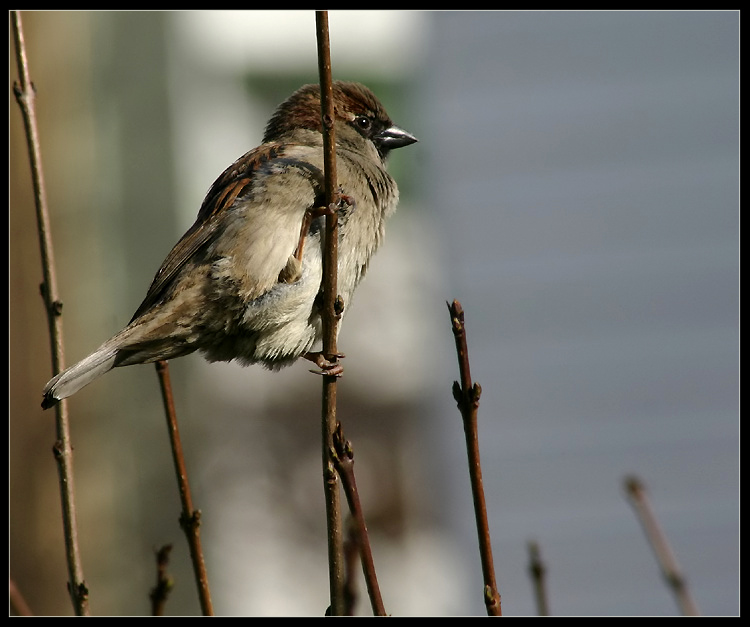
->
[155, 361, 214, 616]
[527, 541, 549, 616]
[624, 476, 700, 616]
[315, 10, 346, 616]
[448, 300, 502, 616]
[10, 11, 90, 616]
[331, 423, 387, 616]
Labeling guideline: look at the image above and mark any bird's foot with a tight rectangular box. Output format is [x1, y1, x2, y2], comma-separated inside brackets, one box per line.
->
[304, 351, 345, 377]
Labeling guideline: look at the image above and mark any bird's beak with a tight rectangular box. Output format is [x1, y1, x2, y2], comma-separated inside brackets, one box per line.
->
[375, 125, 418, 151]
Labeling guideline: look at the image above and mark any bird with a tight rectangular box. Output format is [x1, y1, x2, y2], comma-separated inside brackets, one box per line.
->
[42, 81, 417, 409]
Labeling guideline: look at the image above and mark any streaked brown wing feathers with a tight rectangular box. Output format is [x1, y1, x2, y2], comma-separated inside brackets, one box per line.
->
[130, 143, 284, 321]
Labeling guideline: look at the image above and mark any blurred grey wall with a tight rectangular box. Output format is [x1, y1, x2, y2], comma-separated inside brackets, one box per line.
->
[421, 10, 738, 616]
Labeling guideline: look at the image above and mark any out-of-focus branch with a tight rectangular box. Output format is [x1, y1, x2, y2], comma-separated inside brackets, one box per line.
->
[9, 578, 34, 617]
[342, 522, 359, 615]
[11, 10, 89, 616]
[149, 544, 174, 616]
[527, 541, 549, 616]
[624, 476, 700, 616]
[315, 10, 346, 616]
[155, 361, 213, 616]
[448, 299, 502, 616]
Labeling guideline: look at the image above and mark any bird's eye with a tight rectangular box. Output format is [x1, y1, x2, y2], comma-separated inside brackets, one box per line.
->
[354, 115, 372, 131]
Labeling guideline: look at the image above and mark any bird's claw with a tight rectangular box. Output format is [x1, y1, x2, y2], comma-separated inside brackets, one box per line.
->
[335, 191, 356, 211]
[304, 351, 345, 377]
[311, 190, 356, 219]
[291, 191, 355, 268]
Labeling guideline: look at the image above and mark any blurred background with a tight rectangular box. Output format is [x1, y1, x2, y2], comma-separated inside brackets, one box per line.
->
[9, 11, 738, 616]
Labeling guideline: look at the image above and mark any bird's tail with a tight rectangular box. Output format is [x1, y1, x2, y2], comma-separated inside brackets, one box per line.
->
[42, 289, 205, 409]
[42, 340, 120, 409]
[42, 312, 199, 409]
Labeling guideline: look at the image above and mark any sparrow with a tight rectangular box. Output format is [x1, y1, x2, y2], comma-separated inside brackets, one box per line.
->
[42, 81, 417, 409]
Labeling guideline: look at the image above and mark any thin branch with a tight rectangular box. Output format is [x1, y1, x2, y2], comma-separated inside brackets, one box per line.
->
[448, 299, 502, 616]
[315, 10, 346, 616]
[624, 476, 700, 616]
[527, 541, 549, 616]
[155, 361, 214, 616]
[11, 10, 89, 616]
[149, 544, 175, 616]
[331, 423, 387, 616]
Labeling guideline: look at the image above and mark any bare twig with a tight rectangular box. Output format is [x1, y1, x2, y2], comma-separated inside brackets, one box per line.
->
[155, 361, 214, 616]
[448, 299, 502, 616]
[624, 476, 700, 616]
[11, 11, 89, 616]
[527, 541, 549, 616]
[331, 423, 387, 616]
[315, 10, 346, 616]
[149, 544, 174, 616]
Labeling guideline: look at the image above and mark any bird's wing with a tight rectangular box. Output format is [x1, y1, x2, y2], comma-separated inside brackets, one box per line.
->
[130, 142, 326, 322]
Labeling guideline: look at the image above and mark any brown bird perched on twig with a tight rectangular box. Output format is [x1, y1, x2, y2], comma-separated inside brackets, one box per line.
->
[42, 81, 417, 409]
